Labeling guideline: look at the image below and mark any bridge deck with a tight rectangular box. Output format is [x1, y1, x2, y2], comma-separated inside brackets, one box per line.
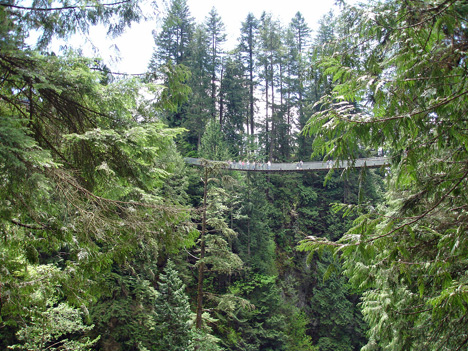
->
[184, 157, 389, 172]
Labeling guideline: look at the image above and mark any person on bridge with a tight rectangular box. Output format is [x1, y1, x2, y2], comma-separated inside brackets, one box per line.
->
[267, 160, 271, 170]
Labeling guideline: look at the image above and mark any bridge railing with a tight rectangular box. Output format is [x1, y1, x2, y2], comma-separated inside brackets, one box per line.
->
[184, 157, 389, 172]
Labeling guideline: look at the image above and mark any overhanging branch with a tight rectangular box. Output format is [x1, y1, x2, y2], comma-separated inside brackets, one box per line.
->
[0, 1, 131, 12]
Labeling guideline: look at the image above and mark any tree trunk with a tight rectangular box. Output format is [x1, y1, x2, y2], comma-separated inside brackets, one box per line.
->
[249, 26, 255, 136]
[265, 64, 270, 159]
[219, 63, 224, 127]
[196, 170, 208, 329]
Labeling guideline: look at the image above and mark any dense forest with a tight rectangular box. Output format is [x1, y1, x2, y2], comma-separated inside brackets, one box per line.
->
[1, 0, 468, 350]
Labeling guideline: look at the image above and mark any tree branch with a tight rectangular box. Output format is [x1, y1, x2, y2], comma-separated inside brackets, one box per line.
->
[10, 219, 47, 230]
[332, 88, 468, 125]
[361, 167, 468, 245]
[0, 1, 132, 12]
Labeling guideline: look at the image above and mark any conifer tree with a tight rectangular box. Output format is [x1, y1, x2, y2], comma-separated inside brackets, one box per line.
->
[150, 0, 195, 66]
[287, 12, 312, 159]
[154, 260, 195, 351]
[204, 7, 227, 121]
[192, 154, 243, 331]
[199, 119, 231, 161]
[238, 13, 259, 136]
[219, 55, 250, 155]
[185, 25, 212, 148]
[301, 0, 468, 349]
[148, 0, 196, 144]
[257, 12, 282, 160]
[0, 0, 195, 348]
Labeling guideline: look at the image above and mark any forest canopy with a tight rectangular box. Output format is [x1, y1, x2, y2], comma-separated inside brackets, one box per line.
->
[1, 0, 468, 350]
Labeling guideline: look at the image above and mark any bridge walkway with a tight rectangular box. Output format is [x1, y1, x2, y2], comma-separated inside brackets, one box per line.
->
[184, 157, 389, 172]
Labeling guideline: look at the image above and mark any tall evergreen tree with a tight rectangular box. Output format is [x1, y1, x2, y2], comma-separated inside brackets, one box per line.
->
[258, 12, 282, 160]
[185, 25, 212, 149]
[150, 0, 194, 66]
[192, 161, 243, 331]
[219, 55, 250, 156]
[238, 13, 259, 137]
[154, 260, 195, 351]
[283, 26, 298, 157]
[287, 12, 312, 159]
[199, 119, 231, 161]
[204, 7, 227, 121]
[148, 0, 196, 145]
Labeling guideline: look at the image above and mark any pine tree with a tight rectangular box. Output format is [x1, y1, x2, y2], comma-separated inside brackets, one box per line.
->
[204, 7, 227, 121]
[148, 0, 196, 139]
[199, 119, 231, 161]
[238, 13, 259, 137]
[154, 260, 195, 351]
[309, 256, 367, 351]
[219, 55, 249, 156]
[257, 12, 282, 160]
[192, 160, 243, 331]
[185, 25, 212, 149]
[287, 12, 312, 159]
[150, 0, 195, 66]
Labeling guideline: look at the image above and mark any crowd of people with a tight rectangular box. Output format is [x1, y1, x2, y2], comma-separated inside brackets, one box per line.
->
[225, 160, 308, 171]
[227, 160, 272, 170]
[193, 155, 387, 172]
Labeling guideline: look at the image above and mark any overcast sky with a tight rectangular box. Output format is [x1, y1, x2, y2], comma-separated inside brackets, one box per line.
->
[89, 0, 341, 74]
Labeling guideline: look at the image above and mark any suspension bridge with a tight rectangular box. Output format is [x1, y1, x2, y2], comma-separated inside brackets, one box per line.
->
[184, 157, 389, 173]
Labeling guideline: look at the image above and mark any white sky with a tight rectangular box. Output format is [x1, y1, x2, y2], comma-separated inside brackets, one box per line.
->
[85, 0, 341, 74]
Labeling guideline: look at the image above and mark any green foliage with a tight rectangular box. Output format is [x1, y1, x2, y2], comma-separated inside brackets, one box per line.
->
[301, 0, 468, 349]
[200, 167, 243, 275]
[154, 260, 195, 351]
[199, 119, 231, 160]
[89, 268, 160, 350]
[149, 0, 197, 150]
[10, 302, 98, 351]
[309, 255, 367, 351]
[193, 328, 224, 351]
[5, 264, 99, 351]
[204, 7, 227, 119]
[237, 13, 258, 137]
[232, 174, 276, 274]
[0, 2, 198, 349]
[150, 0, 194, 66]
[1, 0, 144, 49]
[184, 25, 212, 148]
[285, 310, 317, 351]
[220, 55, 250, 155]
[224, 273, 288, 350]
[1, 1, 392, 350]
